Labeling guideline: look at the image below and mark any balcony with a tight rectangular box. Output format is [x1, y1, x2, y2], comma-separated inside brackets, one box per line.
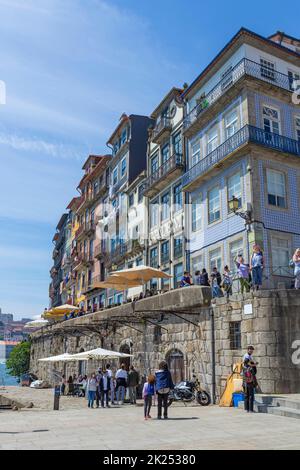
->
[183, 125, 300, 191]
[73, 253, 94, 271]
[106, 243, 128, 268]
[183, 58, 295, 138]
[83, 220, 96, 236]
[111, 174, 127, 197]
[151, 117, 172, 144]
[143, 154, 184, 198]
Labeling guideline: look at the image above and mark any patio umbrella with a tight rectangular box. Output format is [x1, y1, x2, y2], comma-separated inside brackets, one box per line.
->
[93, 274, 143, 290]
[39, 353, 87, 362]
[70, 347, 133, 360]
[25, 318, 49, 328]
[110, 265, 172, 284]
[51, 304, 79, 314]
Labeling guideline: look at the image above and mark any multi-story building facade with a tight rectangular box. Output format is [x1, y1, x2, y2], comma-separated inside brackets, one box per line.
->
[182, 28, 300, 287]
[49, 213, 68, 307]
[144, 88, 186, 290]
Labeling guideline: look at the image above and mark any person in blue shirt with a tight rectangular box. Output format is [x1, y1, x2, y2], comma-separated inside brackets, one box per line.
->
[155, 361, 174, 420]
[251, 244, 264, 290]
[180, 271, 192, 287]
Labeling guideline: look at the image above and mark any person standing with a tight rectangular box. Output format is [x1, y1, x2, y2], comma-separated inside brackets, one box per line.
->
[60, 374, 67, 395]
[116, 364, 128, 405]
[199, 268, 210, 286]
[87, 373, 98, 408]
[99, 369, 111, 408]
[106, 364, 115, 404]
[291, 248, 300, 289]
[67, 375, 74, 396]
[251, 244, 264, 290]
[128, 365, 140, 405]
[155, 361, 174, 420]
[142, 374, 156, 420]
[95, 369, 103, 408]
[242, 359, 258, 413]
[235, 255, 250, 293]
[210, 267, 223, 298]
[222, 265, 233, 298]
[180, 271, 193, 287]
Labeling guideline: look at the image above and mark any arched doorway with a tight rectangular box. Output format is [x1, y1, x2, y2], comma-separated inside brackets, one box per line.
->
[119, 343, 131, 370]
[166, 349, 184, 384]
[78, 348, 86, 376]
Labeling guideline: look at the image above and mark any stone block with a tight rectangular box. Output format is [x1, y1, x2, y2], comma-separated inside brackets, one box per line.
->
[258, 379, 275, 394]
[253, 318, 270, 331]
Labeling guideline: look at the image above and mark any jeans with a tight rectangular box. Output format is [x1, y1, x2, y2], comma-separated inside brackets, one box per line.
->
[96, 388, 101, 407]
[129, 386, 137, 404]
[117, 385, 126, 403]
[295, 270, 300, 289]
[88, 390, 96, 407]
[157, 392, 169, 418]
[252, 266, 263, 287]
[244, 384, 255, 412]
[101, 390, 109, 407]
[144, 395, 152, 417]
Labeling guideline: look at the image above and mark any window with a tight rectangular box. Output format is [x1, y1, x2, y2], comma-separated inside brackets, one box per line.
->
[229, 239, 244, 273]
[174, 263, 183, 287]
[113, 167, 118, 185]
[136, 257, 143, 266]
[113, 142, 119, 156]
[209, 248, 222, 272]
[263, 106, 280, 134]
[173, 183, 182, 211]
[93, 179, 99, 195]
[150, 247, 158, 268]
[173, 132, 182, 155]
[150, 200, 159, 227]
[161, 241, 169, 264]
[192, 195, 202, 231]
[221, 65, 233, 91]
[266, 169, 286, 208]
[129, 193, 134, 207]
[173, 237, 183, 259]
[121, 158, 127, 177]
[288, 70, 300, 91]
[225, 109, 238, 138]
[161, 192, 170, 221]
[271, 237, 291, 276]
[228, 172, 242, 211]
[89, 239, 94, 257]
[229, 322, 241, 350]
[207, 126, 219, 154]
[295, 117, 300, 142]
[208, 187, 220, 223]
[138, 185, 144, 202]
[191, 139, 201, 167]
[260, 58, 276, 81]
[161, 144, 170, 164]
[191, 255, 203, 274]
[121, 128, 127, 145]
[151, 153, 159, 174]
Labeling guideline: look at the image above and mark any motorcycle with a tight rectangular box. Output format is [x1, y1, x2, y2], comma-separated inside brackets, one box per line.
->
[167, 374, 211, 407]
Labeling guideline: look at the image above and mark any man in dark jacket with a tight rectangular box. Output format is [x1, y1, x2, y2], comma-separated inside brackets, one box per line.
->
[99, 370, 111, 408]
[155, 361, 174, 420]
[128, 365, 140, 404]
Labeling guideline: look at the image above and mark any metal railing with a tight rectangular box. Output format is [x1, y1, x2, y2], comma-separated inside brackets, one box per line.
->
[182, 125, 300, 188]
[144, 153, 184, 193]
[183, 58, 295, 132]
[152, 116, 172, 141]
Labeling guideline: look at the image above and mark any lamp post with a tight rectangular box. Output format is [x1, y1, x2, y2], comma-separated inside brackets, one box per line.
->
[228, 196, 252, 262]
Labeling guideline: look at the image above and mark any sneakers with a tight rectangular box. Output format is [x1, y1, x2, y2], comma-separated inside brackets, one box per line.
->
[147, 415, 152, 419]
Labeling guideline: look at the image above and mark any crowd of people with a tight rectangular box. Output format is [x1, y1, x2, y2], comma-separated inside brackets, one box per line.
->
[180, 245, 300, 298]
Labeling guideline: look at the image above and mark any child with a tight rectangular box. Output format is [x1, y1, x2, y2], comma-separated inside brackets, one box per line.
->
[142, 374, 156, 420]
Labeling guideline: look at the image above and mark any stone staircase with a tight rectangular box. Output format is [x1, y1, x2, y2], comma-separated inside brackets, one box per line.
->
[238, 394, 300, 419]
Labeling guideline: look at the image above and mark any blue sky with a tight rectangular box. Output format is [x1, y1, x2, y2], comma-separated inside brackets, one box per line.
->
[0, 0, 297, 319]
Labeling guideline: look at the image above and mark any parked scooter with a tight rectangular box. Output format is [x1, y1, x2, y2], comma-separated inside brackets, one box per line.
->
[167, 374, 211, 406]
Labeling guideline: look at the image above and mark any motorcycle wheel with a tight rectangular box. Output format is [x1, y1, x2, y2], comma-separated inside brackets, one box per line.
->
[167, 398, 173, 407]
[196, 391, 211, 406]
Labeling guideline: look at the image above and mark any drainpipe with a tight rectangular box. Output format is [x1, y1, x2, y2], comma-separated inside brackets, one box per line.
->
[210, 304, 216, 404]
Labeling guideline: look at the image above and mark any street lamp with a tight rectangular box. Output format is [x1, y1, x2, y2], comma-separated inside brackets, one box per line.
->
[228, 196, 252, 225]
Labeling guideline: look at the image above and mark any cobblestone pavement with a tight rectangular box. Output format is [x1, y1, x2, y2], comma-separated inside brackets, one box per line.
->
[0, 388, 300, 450]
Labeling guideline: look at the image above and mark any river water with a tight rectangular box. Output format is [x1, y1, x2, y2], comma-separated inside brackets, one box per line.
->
[0, 361, 19, 386]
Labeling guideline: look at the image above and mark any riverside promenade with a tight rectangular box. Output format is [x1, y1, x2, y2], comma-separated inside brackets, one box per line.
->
[0, 387, 300, 450]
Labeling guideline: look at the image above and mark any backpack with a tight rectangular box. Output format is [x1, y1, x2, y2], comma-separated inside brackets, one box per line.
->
[244, 368, 254, 384]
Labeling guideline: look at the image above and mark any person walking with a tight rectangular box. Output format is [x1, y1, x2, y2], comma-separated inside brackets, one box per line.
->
[99, 369, 111, 408]
[251, 244, 264, 290]
[87, 373, 98, 408]
[235, 255, 250, 293]
[116, 363, 128, 405]
[291, 248, 300, 289]
[155, 361, 174, 420]
[142, 374, 156, 420]
[128, 365, 140, 405]
[222, 265, 233, 298]
[242, 358, 258, 413]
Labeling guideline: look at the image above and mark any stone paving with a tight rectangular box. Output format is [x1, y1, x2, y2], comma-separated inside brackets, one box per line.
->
[0, 388, 300, 450]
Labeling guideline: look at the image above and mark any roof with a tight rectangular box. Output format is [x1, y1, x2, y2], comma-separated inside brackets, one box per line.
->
[268, 31, 300, 45]
[77, 155, 111, 190]
[82, 155, 103, 171]
[182, 27, 300, 99]
[56, 213, 68, 231]
[150, 87, 183, 119]
[66, 197, 81, 211]
[106, 113, 130, 146]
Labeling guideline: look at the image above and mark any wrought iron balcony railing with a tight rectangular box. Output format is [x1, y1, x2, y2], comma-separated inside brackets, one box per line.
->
[183, 58, 296, 134]
[182, 125, 300, 189]
[143, 153, 184, 196]
[151, 117, 172, 143]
